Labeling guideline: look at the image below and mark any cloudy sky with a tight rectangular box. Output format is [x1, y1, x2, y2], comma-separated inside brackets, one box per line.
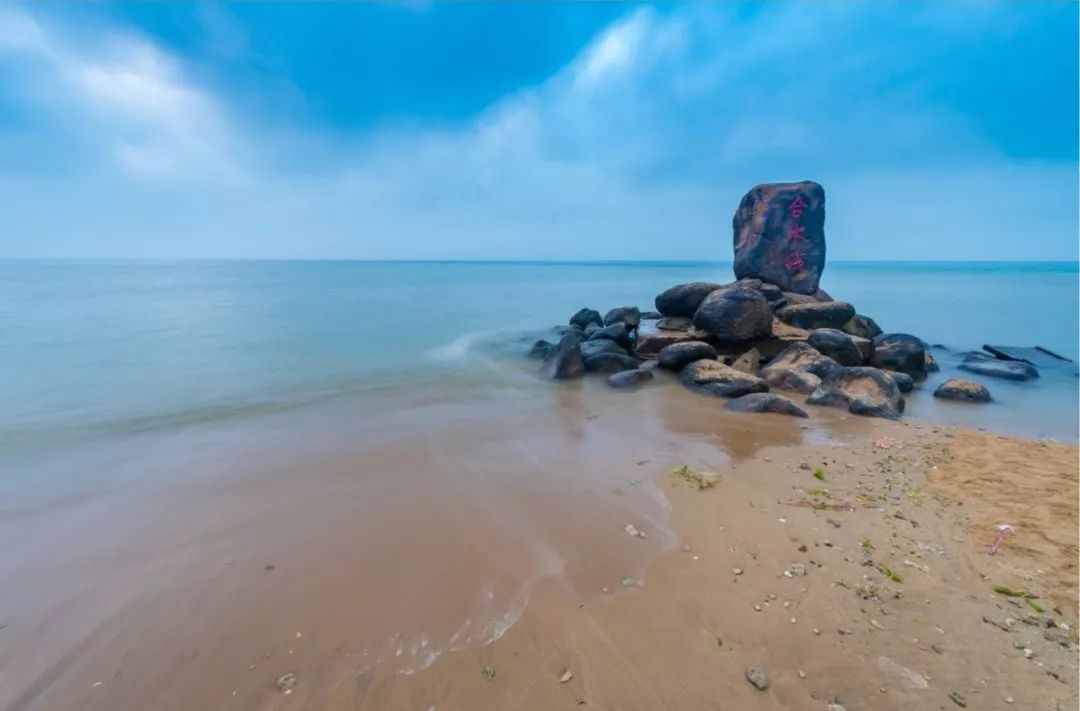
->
[0, 2, 1076, 260]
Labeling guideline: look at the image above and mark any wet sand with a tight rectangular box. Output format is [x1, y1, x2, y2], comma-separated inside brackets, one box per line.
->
[1, 378, 1076, 710]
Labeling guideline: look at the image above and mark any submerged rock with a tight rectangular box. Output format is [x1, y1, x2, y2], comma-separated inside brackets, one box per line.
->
[808, 328, 864, 366]
[888, 371, 915, 393]
[870, 333, 928, 376]
[528, 339, 554, 359]
[640, 310, 661, 320]
[540, 334, 584, 380]
[775, 301, 855, 330]
[807, 367, 906, 419]
[604, 306, 641, 331]
[607, 369, 654, 388]
[659, 341, 718, 371]
[569, 308, 603, 330]
[680, 360, 769, 398]
[934, 378, 992, 402]
[635, 327, 694, 357]
[588, 323, 634, 348]
[959, 355, 1038, 381]
[692, 287, 773, 342]
[726, 393, 808, 418]
[584, 352, 640, 374]
[655, 282, 724, 318]
[733, 181, 826, 295]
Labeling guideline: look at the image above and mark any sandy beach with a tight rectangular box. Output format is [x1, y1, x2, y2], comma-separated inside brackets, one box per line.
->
[4, 384, 1075, 711]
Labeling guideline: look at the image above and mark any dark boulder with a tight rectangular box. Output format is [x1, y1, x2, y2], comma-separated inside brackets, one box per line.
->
[888, 371, 915, 393]
[807, 328, 864, 366]
[679, 360, 769, 398]
[924, 351, 940, 373]
[730, 347, 761, 375]
[934, 378, 992, 402]
[757, 283, 783, 303]
[659, 341, 718, 371]
[842, 314, 883, 339]
[604, 306, 641, 331]
[782, 292, 820, 306]
[581, 338, 631, 360]
[588, 323, 634, 348]
[813, 288, 833, 302]
[692, 287, 773, 342]
[959, 355, 1038, 381]
[640, 311, 661, 320]
[807, 367, 905, 420]
[726, 393, 808, 418]
[870, 333, 927, 376]
[529, 339, 555, 359]
[584, 352, 641, 374]
[569, 308, 603, 330]
[554, 324, 583, 336]
[607, 369, 654, 388]
[775, 301, 855, 330]
[655, 282, 724, 318]
[656, 316, 693, 331]
[769, 369, 821, 394]
[761, 341, 844, 386]
[540, 335, 584, 380]
[733, 181, 826, 295]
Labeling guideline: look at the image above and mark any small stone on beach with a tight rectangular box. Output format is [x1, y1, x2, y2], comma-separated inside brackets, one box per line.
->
[744, 665, 769, 690]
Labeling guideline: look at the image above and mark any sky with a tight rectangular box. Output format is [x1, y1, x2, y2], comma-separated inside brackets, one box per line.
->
[0, 1, 1077, 261]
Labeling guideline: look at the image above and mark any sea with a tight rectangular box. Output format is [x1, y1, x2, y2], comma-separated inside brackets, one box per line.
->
[0, 259, 1076, 708]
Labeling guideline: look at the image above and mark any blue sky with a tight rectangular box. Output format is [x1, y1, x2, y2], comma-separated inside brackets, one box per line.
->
[0, 1, 1076, 260]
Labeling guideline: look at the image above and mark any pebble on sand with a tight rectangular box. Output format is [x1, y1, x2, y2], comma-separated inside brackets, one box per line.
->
[744, 665, 769, 690]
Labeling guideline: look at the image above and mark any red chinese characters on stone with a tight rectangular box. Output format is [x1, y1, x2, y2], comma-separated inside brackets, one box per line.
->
[784, 252, 804, 273]
[787, 223, 806, 242]
[788, 195, 807, 218]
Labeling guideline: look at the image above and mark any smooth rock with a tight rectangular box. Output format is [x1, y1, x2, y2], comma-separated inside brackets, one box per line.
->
[692, 287, 773, 342]
[769, 369, 822, 394]
[588, 323, 634, 348]
[842, 314, 883, 339]
[957, 356, 1038, 380]
[640, 311, 661, 320]
[655, 282, 724, 318]
[656, 316, 692, 331]
[528, 339, 554, 359]
[584, 352, 641, 374]
[744, 665, 769, 691]
[782, 291, 820, 306]
[634, 327, 693, 357]
[604, 306, 641, 331]
[658, 341, 718, 371]
[607, 369, 653, 388]
[730, 347, 761, 375]
[761, 341, 844, 389]
[569, 308, 603, 330]
[733, 181, 826, 295]
[807, 366, 905, 419]
[581, 338, 630, 359]
[870, 333, 927, 376]
[935, 378, 992, 402]
[808, 328, 864, 366]
[726, 393, 809, 417]
[889, 371, 915, 393]
[776, 301, 855, 330]
[540, 335, 584, 380]
[680, 360, 769, 398]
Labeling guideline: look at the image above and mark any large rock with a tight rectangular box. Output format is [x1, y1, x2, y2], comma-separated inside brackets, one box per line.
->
[726, 393, 808, 418]
[581, 338, 630, 359]
[656, 316, 692, 331]
[659, 341, 718, 371]
[540, 335, 584, 380]
[588, 323, 634, 348]
[807, 328, 864, 366]
[959, 354, 1038, 381]
[634, 326, 694, 357]
[934, 378, 992, 402]
[842, 314, 883, 339]
[761, 341, 845, 387]
[584, 352, 640, 374]
[529, 339, 554, 359]
[607, 369, 653, 388]
[775, 301, 855, 330]
[569, 308, 602, 330]
[870, 334, 927, 376]
[679, 360, 769, 398]
[769, 369, 821, 394]
[640, 311, 661, 320]
[604, 306, 641, 331]
[655, 282, 724, 318]
[733, 181, 826, 295]
[730, 347, 761, 375]
[692, 287, 773, 342]
[807, 367, 905, 420]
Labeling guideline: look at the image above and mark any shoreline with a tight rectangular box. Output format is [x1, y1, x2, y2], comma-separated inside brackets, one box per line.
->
[5, 405, 1074, 711]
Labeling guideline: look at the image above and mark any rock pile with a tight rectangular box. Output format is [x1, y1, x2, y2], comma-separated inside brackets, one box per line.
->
[527, 181, 1050, 418]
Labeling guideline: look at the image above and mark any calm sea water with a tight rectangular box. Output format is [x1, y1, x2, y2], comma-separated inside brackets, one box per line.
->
[1, 260, 1077, 450]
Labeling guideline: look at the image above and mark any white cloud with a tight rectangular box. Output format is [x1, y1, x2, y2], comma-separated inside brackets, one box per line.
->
[0, 3, 1075, 260]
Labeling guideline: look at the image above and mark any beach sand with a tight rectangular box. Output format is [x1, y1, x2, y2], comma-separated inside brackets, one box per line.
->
[2, 388, 1076, 710]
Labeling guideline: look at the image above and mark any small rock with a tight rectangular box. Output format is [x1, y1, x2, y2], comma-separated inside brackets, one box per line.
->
[732, 567, 743, 576]
[744, 665, 769, 691]
[276, 673, 298, 693]
[559, 669, 573, 683]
